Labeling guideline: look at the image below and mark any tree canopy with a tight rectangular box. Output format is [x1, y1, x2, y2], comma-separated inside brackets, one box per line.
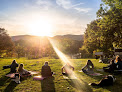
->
[81, 0, 122, 56]
[0, 28, 14, 57]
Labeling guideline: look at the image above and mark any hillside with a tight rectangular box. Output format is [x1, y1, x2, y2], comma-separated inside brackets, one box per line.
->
[11, 34, 84, 41]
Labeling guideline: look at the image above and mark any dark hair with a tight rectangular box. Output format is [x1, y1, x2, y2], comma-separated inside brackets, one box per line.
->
[117, 57, 121, 62]
[87, 60, 92, 65]
[110, 59, 115, 64]
[12, 60, 16, 64]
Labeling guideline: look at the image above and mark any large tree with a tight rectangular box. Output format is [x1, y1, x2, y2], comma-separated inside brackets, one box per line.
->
[97, 0, 122, 48]
[82, 0, 122, 56]
[0, 28, 14, 57]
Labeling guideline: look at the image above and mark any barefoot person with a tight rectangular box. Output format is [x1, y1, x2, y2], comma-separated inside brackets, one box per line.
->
[41, 61, 53, 78]
[82, 60, 94, 74]
[17, 63, 31, 77]
[62, 63, 74, 76]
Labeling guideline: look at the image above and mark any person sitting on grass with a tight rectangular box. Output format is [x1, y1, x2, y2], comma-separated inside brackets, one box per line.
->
[17, 63, 31, 78]
[41, 61, 53, 78]
[62, 63, 74, 76]
[116, 57, 122, 70]
[10, 60, 19, 73]
[103, 59, 117, 73]
[82, 60, 94, 74]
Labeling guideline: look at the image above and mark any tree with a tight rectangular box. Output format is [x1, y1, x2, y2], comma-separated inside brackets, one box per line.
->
[82, 0, 122, 57]
[97, 0, 122, 48]
[0, 28, 14, 57]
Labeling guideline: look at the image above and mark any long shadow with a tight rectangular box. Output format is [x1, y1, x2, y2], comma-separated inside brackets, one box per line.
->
[4, 81, 18, 92]
[41, 76, 55, 92]
[66, 78, 93, 92]
[0, 72, 11, 87]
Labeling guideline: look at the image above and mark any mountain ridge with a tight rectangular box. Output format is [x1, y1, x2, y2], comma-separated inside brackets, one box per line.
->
[11, 34, 84, 41]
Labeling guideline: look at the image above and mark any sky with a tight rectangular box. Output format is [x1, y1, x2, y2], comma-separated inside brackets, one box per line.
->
[0, 0, 102, 36]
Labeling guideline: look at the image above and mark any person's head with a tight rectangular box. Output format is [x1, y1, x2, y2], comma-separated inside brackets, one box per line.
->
[110, 59, 115, 64]
[18, 63, 24, 72]
[116, 56, 121, 63]
[87, 60, 92, 65]
[117, 57, 121, 62]
[44, 61, 48, 66]
[12, 60, 16, 64]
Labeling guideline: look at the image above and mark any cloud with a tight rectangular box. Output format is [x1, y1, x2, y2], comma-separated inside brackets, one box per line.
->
[35, 0, 53, 10]
[56, 0, 72, 9]
[74, 7, 92, 13]
[36, 0, 51, 5]
[56, 0, 91, 13]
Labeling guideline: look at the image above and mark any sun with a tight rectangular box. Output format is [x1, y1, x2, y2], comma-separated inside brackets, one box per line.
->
[27, 19, 53, 37]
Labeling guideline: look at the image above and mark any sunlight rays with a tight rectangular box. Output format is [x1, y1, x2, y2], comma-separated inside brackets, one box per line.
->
[49, 38, 92, 92]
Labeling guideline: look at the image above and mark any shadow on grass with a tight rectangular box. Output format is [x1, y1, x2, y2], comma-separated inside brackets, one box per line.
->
[66, 79, 93, 92]
[0, 72, 11, 87]
[4, 81, 18, 92]
[41, 76, 55, 92]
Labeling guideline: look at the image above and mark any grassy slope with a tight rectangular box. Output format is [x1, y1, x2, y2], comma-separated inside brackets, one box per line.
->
[0, 58, 122, 92]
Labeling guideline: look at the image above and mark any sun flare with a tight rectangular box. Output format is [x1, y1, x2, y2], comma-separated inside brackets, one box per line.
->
[27, 19, 53, 37]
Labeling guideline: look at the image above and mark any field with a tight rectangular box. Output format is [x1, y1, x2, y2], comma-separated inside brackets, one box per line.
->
[0, 58, 122, 92]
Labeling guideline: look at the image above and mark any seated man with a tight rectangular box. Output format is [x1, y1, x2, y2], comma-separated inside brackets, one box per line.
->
[82, 60, 94, 74]
[103, 59, 117, 73]
[41, 61, 53, 78]
[62, 63, 74, 76]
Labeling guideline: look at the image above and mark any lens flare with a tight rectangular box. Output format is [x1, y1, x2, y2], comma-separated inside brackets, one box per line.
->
[49, 38, 92, 92]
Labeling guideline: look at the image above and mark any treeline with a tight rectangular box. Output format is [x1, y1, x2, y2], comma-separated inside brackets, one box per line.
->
[0, 28, 83, 59]
[80, 0, 122, 57]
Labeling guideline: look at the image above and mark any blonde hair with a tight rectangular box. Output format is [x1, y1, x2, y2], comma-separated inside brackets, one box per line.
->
[115, 55, 119, 63]
[18, 63, 24, 72]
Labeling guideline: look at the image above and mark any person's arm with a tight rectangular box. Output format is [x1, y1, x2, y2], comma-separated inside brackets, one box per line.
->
[62, 67, 64, 73]
[41, 66, 43, 75]
[72, 66, 74, 71]
[92, 64, 94, 69]
[16, 63, 19, 67]
[82, 65, 87, 70]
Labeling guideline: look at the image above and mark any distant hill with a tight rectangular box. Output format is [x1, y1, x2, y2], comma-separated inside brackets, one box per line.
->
[52, 34, 84, 41]
[11, 34, 84, 41]
[11, 35, 41, 41]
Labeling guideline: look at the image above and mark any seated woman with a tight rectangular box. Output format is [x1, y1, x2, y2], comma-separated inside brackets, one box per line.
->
[116, 57, 122, 70]
[82, 60, 94, 74]
[17, 63, 31, 78]
[103, 59, 117, 73]
[41, 61, 53, 78]
[10, 60, 19, 73]
[62, 63, 74, 76]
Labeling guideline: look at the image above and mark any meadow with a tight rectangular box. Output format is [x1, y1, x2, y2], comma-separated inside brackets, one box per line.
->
[0, 58, 122, 92]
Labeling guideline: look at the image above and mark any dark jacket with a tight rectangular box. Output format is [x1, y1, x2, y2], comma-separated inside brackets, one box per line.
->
[41, 65, 52, 77]
[116, 61, 122, 70]
[10, 63, 18, 73]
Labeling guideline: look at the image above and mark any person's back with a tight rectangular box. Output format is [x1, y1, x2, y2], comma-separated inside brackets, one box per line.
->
[41, 61, 52, 77]
[41, 65, 52, 77]
[10, 60, 18, 73]
[116, 57, 122, 70]
[117, 61, 122, 70]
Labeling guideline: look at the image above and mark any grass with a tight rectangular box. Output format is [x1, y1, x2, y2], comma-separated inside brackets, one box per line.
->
[0, 58, 122, 92]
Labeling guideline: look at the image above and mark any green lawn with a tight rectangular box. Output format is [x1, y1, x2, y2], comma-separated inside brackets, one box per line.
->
[0, 58, 122, 92]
